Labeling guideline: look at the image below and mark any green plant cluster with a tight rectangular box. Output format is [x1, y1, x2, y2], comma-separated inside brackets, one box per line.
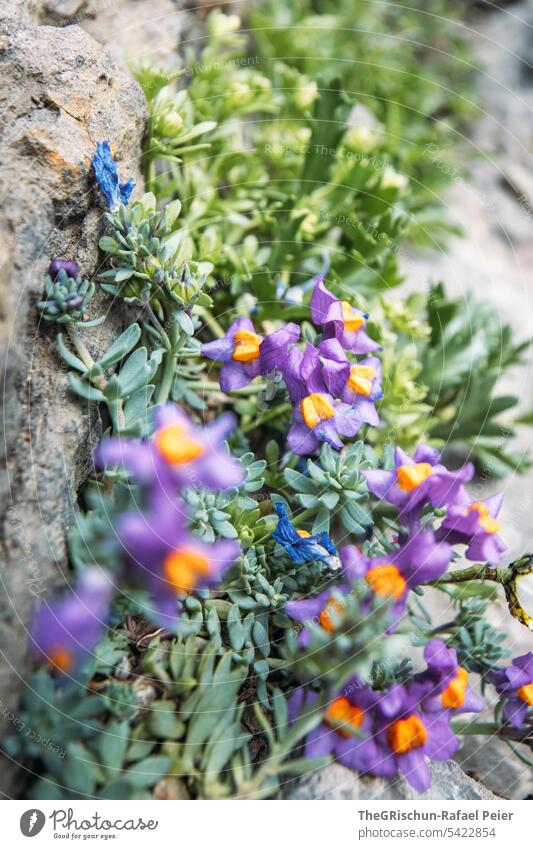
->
[11, 3, 533, 801]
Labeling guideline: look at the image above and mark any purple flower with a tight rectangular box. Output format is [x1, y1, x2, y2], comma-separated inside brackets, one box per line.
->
[317, 338, 350, 397]
[272, 502, 337, 569]
[285, 587, 349, 647]
[201, 317, 263, 391]
[340, 355, 383, 426]
[202, 319, 301, 390]
[412, 639, 484, 716]
[283, 344, 363, 455]
[310, 278, 380, 354]
[490, 652, 533, 726]
[97, 404, 245, 493]
[288, 682, 376, 772]
[363, 445, 474, 522]
[92, 140, 135, 210]
[292, 673, 465, 792]
[116, 492, 240, 629]
[340, 532, 451, 619]
[31, 569, 113, 675]
[259, 322, 300, 373]
[48, 259, 79, 280]
[438, 491, 506, 566]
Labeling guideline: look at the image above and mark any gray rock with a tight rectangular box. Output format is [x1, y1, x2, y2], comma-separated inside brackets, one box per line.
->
[455, 735, 533, 800]
[0, 1, 146, 794]
[282, 760, 497, 800]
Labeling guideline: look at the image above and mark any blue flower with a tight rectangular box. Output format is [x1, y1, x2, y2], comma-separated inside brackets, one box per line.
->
[272, 502, 338, 567]
[92, 141, 135, 210]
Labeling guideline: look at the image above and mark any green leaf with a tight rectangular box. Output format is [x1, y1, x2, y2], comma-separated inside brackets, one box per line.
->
[67, 373, 106, 402]
[99, 324, 141, 369]
[125, 755, 171, 788]
[57, 333, 86, 372]
[97, 720, 130, 776]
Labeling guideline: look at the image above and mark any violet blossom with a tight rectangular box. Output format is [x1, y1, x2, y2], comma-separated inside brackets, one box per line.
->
[340, 355, 383, 426]
[283, 343, 363, 455]
[438, 491, 506, 566]
[363, 444, 474, 521]
[489, 652, 533, 727]
[116, 491, 240, 628]
[97, 404, 244, 493]
[31, 569, 113, 675]
[310, 277, 380, 354]
[340, 532, 451, 619]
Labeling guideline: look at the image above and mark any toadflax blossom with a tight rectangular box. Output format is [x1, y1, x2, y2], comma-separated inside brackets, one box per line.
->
[412, 639, 484, 716]
[283, 343, 363, 454]
[489, 652, 533, 726]
[438, 491, 506, 566]
[285, 586, 348, 646]
[272, 502, 337, 569]
[291, 665, 475, 792]
[31, 569, 113, 675]
[116, 492, 240, 628]
[340, 355, 383, 426]
[310, 277, 380, 354]
[92, 140, 135, 210]
[340, 533, 451, 619]
[363, 444, 473, 521]
[201, 318, 300, 389]
[98, 404, 244, 493]
[201, 317, 264, 391]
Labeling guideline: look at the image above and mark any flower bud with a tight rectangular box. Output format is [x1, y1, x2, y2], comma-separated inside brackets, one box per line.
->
[48, 258, 79, 280]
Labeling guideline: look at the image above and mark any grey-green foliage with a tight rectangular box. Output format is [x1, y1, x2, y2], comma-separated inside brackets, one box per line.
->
[99, 192, 213, 311]
[3, 668, 171, 800]
[184, 451, 275, 546]
[58, 322, 162, 435]
[37, 269, 103, 327]
[284, 442, 373, 534]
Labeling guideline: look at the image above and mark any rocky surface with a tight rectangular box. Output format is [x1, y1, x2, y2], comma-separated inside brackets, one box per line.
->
[455, 735, 533, 800]
[33, 0, 200, 68]
[282, 761, 497, 800]
[0, 0, 146, 795]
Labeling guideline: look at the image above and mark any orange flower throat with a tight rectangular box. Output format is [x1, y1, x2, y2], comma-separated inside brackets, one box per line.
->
[164, 549, 210, 594]
[325, 697, 365, 737]
[301, 393, 334, 428]
[232, 329, 262, 362]
[387, 714, 427, 755]
[347, 364, 376, 397]
[155, 424, 205, 465]
[365, 563, 407, 600]
[396, 462, 432, 492]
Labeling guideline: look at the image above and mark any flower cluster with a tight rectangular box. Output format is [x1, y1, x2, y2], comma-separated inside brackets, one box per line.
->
[202, 277, 383, 455]
[31, 405, 243, 674]
[364, 444, 506, 566]
[291, 639, 483, 792]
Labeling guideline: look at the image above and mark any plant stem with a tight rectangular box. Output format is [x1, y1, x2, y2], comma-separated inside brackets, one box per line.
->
[68, 327, 106, 390]
[292, 507, 317, 528]
[433, 564, 508, 587]
[184, 380, 267, 395]
[156, 320, 186, 404]
[241, 402, 292, 434]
